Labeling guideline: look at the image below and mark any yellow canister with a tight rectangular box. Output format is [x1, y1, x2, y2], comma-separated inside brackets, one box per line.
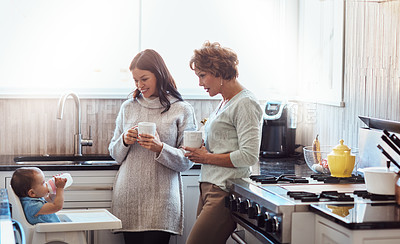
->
[327, 139, 355, 177]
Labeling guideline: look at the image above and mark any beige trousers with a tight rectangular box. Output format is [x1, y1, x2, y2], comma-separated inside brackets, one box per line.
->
[186, 182, 236, 244]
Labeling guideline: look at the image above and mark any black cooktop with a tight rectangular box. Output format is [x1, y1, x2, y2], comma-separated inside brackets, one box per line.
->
[310, 202, 400, 229]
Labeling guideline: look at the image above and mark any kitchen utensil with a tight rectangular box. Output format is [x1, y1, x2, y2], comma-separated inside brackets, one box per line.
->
[183, 131, 203, 148]
[303, 146, 331, 174]
[377, 144, 400, 169]
[138, 122, 156, 136]
[381, 135, 400, 156]
[303, 145, 359, 175]
[359, 116, 400, 134]
[359, 167, 399, 195]
[383, 129, 400, 151]
[327, 140, 356, 177]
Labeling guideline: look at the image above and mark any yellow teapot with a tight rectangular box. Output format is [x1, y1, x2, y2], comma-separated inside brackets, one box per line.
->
[327, 139, 356, 178]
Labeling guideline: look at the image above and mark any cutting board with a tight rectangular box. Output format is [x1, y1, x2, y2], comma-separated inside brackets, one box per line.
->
[279, 184, 366, 194]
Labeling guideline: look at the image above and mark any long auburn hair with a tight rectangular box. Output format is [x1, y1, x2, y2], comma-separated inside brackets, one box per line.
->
[129, 49, 183, 113]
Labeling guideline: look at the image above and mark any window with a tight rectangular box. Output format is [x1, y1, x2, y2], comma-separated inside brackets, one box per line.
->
[298, 0, 345, 106]
[140, 0, 299, 100]
[0, 0, 344, 106]
[0, 0, 140, 98]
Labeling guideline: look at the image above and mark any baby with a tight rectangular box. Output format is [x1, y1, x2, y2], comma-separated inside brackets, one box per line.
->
[10, 167, 67, 225]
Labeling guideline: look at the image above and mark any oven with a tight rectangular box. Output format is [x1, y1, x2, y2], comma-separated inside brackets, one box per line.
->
[226, 174, 396, 244]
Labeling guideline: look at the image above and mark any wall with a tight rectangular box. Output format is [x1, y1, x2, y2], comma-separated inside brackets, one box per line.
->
[1, 0, 400, 155]
[296, 0, 400, 149]
[0, 98, 219, 155]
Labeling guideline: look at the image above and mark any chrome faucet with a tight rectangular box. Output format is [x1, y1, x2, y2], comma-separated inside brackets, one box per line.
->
[57, 92, 93, 156]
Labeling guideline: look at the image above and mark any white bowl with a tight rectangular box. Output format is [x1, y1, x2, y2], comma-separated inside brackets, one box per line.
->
[359, 167, 400, 195]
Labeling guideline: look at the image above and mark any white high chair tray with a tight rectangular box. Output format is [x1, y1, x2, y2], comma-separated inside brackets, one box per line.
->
[35, 209, 122, 232]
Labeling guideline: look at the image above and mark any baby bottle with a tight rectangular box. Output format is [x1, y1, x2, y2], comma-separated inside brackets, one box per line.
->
[46, 173, 73, 194]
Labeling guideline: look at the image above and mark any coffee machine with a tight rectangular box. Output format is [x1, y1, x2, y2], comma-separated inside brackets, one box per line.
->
[260, 101, 298, 158]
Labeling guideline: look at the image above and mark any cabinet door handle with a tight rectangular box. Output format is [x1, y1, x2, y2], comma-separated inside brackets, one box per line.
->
[231, 231, 247, 244]
[66, 186, 113, 191]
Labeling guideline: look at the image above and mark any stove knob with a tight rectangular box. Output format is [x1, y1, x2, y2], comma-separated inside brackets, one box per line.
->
[272, 216, 280, 232]
[230, 195, 238, 211]
[248, 203, 260, 219]
[265, 215, 280, 233]
[234, 197, 242, 212]
[265, 213, 273, 232]
[258, 211, 270, 228]
[225, 194, 236, 209]
[239, 199, 251, 214]
[256, 214, 265, 227]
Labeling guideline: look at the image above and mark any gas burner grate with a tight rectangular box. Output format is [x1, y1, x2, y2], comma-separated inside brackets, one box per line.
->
[287, 191, 319, 202]
[353, 190, 396, 201]
[287, 191, 354, 202]
[250, 174, 309, 184]
[310, 174, 365, 184]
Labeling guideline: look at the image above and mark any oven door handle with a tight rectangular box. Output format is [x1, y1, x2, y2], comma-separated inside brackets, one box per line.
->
[231, 230, 247, 244]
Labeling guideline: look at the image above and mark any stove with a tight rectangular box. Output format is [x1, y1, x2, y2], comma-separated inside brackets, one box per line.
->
[250, 174, 309, 184]
[226, 174, 396, 244]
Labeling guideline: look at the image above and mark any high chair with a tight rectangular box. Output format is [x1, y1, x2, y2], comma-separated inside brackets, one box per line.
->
[7, 185, 122, 244]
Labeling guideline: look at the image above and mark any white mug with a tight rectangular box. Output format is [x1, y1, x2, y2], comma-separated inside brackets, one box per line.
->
[138, 122, 156, 136]
[183, 131, 203, 148]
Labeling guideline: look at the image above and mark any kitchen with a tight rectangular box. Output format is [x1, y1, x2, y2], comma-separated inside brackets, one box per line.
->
[1, 0, 400, 244]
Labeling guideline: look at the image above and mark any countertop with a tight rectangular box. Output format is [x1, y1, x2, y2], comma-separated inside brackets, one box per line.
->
[0, 154, 121, 171]
[0, 154, 204, 171]
[0, 153, 310, 173]
[258, 153, 315, 177]
[310, 202, 400, 230]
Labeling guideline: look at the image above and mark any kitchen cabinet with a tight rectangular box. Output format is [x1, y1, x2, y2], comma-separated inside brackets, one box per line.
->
[1, 167, 201, 244]
[171, 172, 200, 244]
[315, 214, 400, 244]
[3, 170, 117, 209]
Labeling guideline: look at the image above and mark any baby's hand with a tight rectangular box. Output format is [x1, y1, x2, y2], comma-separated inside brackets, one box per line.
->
[54, 177, 67, 189]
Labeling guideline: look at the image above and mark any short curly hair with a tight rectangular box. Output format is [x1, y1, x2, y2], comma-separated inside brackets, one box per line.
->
[189, 41, 239, 80]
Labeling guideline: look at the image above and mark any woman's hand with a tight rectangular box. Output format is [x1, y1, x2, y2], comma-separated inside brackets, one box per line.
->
[123, 126, 139, 145]
[183, 145, 209, 164]
[138, 131, 163, 153]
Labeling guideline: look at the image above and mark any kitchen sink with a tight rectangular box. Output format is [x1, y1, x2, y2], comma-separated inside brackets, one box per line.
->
[14, 155, 117, 165]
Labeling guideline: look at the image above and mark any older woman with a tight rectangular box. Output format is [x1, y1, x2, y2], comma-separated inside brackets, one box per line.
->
[184, 41, 263, 244]
[109, 49, 197, 244]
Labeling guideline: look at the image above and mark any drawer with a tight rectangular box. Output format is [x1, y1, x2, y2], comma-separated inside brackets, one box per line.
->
[63, 201, 112, 209]
[64, 190, 112, 202]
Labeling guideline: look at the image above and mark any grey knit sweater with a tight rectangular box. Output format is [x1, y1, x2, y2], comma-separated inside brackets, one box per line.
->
[108, 94, 197, 234]
[201, 89, 263, 191]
